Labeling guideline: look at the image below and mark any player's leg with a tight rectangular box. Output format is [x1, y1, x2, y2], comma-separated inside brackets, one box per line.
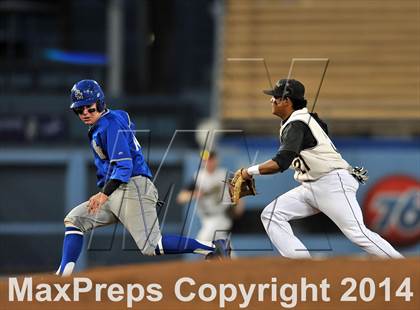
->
[112, 176, 226, 257]
[197, 215, 232, 241]
[203, 215, 234, 257]
[56, 201, 117, 276]
[261, 185, 320, 258]
[311, 170, 403, 258]
[196, 217, 214, 242]
[56, 224, 83, 276]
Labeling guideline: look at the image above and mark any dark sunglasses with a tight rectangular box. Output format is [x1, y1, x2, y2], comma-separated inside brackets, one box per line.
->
[73, 106, 97, 115]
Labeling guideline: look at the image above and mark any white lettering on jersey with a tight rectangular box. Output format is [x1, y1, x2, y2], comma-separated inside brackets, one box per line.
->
[132, 135, 141, 151]
[92, 139, 107, 160]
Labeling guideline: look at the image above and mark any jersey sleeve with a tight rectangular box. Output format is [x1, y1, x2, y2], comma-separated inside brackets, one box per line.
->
[272, 150, 297, 172]
[105, 121, 133, 183]
[271, 121, 308, 172]
[279, 121, 307, 153]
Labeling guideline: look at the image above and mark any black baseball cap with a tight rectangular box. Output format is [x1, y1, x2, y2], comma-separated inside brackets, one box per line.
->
[263, 79, 305, 100]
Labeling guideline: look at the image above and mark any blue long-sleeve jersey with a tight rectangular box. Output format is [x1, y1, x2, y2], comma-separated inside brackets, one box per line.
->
[87, 109, 152, 188]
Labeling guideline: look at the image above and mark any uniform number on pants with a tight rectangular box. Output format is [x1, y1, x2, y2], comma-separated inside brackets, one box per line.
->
[292, 156, 311, 174]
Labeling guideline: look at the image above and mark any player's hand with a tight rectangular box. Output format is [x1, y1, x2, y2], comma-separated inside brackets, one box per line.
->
[88, 192, 109, 214]
[241, 168, 252, 180]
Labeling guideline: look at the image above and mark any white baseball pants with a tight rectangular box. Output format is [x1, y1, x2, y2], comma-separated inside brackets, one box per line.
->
[261, 169, 403, 258]
[197, 214, 232, 241]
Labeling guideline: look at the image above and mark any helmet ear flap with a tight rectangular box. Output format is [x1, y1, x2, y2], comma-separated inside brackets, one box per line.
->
[96, 101, 105, 112]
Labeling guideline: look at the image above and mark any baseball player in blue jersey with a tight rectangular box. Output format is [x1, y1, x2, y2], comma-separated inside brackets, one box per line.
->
[56, 80, 228, 276]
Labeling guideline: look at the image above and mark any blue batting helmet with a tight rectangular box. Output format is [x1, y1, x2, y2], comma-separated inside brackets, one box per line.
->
[70, 79, 105, 111]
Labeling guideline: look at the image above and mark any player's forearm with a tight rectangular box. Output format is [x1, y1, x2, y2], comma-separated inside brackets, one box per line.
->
[242, 152, 296, 179]
[243, 160, 281, 179]
[258, 159, 282, 174]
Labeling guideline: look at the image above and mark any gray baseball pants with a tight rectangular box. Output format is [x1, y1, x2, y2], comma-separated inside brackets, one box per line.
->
[65, 175, 162, 255]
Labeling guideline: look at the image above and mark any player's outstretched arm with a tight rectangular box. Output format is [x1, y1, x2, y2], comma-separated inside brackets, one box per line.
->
[257, 159, 282, 174]
[242, 159, 282, 180]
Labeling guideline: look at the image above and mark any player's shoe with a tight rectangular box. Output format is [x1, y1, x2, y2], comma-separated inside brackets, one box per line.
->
[206, 239, 231, 260]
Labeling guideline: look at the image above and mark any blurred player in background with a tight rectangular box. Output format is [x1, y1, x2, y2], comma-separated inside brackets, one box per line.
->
[239, 78, 403, 259]
[177, 151, 244, 242]
[56, 80, 229, 276]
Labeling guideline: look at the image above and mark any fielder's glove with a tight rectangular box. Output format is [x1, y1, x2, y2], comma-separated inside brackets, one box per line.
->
[228, 168, 257, 205]
[350, 166, 369, 184]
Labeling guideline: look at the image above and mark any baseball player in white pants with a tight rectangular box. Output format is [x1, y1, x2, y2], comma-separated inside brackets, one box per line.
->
[177, 151, 243, 242]
[240, 78, 403, 259]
